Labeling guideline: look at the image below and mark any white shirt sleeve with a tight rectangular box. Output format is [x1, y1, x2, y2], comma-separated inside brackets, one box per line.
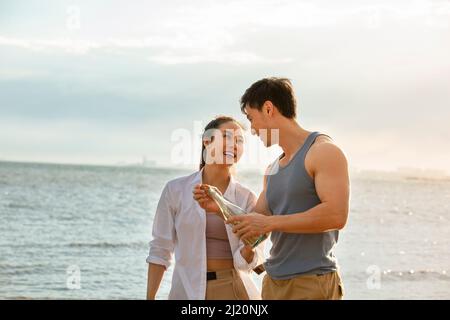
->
[146, 183, 177, 269]
[232, 190, 266, 272]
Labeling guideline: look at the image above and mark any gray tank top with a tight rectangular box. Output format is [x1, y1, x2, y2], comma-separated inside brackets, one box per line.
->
[264, 131, 339, 279]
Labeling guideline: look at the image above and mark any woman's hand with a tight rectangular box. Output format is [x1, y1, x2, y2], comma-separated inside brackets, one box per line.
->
[193, 184, 220, 213]
[240, 244, 255, 264]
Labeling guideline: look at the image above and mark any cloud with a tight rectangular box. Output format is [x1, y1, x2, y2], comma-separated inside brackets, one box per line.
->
[0, 35, 294, 65]
[0, 117, 175, 165]
[1, 0, 448, 61]
[147, 52, 293, 65]
[0, 36, 101, 54]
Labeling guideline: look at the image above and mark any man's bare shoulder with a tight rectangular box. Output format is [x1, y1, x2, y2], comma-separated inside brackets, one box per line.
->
[310, 135, 344, 157]
[306, 135, 348, 174]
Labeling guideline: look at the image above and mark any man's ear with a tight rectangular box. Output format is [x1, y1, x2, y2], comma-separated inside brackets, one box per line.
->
[262, 101, 275, 117]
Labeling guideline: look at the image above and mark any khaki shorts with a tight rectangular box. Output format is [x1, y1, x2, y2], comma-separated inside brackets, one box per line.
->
[262, 271, 344, 300]
[205, 269, 250, 300]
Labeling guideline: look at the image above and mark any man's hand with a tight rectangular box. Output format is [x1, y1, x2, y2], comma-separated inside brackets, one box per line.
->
[192, 184, 220, 213]
[227, 213, 273, 242]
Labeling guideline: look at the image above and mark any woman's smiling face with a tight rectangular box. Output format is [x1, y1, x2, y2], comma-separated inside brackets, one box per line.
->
[203, 121, 245, 167]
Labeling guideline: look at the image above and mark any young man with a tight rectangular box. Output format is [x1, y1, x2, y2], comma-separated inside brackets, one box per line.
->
[195, 77, 350, 299]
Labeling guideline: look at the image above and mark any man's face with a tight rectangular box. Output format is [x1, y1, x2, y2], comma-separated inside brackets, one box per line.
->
[244, 105, 276, 147]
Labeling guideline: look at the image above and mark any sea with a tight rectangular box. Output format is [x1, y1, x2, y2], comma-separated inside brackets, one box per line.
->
[0, 161, 449, 299]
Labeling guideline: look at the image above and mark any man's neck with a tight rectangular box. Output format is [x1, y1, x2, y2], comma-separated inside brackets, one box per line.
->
[277, 119, 311, 159]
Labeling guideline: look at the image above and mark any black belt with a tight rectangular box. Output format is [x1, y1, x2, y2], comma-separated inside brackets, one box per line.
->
[207, 265, 266, 280]
[206, 271, 217, 281]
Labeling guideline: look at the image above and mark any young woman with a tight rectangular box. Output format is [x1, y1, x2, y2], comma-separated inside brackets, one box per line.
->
[146, 116, 265, 300]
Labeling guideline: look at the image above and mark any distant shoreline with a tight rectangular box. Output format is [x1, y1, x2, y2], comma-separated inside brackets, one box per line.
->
[1, 159, 449, 181]
[0, 159, 189, 171]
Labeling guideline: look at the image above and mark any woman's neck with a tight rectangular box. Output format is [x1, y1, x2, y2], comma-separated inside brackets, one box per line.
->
[202, 165, 231, 194]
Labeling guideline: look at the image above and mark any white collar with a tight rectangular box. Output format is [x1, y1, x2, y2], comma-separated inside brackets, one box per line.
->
[192, 168, 237, 207]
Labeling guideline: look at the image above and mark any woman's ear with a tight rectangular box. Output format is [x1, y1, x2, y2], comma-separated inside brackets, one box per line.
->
[203, 136, 214, 148]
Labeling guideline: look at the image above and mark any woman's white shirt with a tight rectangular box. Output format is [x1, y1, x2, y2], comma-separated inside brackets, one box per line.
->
[146, 170, 265, 300]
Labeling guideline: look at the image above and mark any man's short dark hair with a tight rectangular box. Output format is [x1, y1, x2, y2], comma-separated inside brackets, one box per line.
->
[240, 77, 297, 118]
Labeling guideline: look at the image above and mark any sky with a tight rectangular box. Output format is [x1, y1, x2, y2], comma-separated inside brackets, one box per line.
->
[0, 0, 449, 173]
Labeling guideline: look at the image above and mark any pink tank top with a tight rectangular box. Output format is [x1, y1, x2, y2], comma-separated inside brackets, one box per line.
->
[205, 213, 233, 259]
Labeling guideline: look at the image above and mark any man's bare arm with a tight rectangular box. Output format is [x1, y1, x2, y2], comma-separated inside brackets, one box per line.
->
[269, 141, 349, 233]
[253, 168, 272, 216]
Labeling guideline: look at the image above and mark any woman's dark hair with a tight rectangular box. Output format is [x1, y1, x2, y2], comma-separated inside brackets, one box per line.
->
[240, 77, 297, 119]
[199, 116, 244, 170]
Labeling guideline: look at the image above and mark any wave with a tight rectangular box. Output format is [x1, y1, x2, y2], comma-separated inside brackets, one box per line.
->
[0, 241, 147, 250]
[6, 203, 35, 209]
[0, 296, 36, 300]
[67, 241, 146, 249]
[0, 262, 51, 276]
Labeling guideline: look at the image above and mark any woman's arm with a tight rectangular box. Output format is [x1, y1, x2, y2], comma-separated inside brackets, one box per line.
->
[233, 239, 265, 272]
[146, 182, 177, 298]
[146, 263, 166, 300]
[233, 186, 266, 271]
[240, 245, 255, 264]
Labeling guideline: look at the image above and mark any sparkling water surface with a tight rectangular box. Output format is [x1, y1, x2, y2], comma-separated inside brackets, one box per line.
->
[0, 161, 448, 299]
